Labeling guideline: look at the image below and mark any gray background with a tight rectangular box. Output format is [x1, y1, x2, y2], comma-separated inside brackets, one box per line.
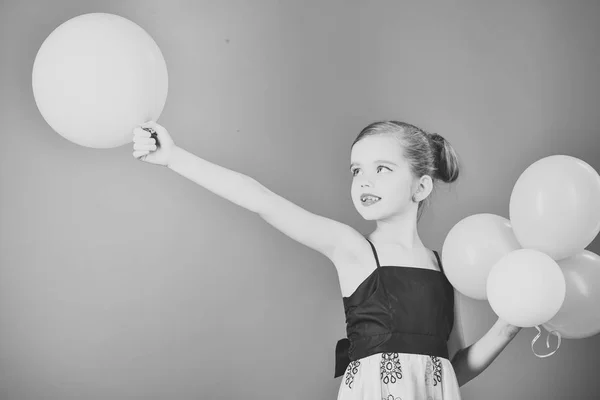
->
[2, 1, 600, 399]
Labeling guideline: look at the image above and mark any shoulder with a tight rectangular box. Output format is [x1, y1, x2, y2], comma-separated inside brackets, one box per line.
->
[328, 231, 378, 296]
[328, 229, 372, 268]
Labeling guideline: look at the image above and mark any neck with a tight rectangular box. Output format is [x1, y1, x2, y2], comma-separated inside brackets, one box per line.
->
[369, 208, 424, 249]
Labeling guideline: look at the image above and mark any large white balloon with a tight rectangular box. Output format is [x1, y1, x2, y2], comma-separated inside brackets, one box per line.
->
[509, 155, 600, 261]
[32, 13, 168, 148]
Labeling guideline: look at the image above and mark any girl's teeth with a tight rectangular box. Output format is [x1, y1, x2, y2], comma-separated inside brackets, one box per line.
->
[362, 196, 381, 205]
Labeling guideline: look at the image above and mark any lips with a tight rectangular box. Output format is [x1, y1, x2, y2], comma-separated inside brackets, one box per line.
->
[360, 193, 381, 206]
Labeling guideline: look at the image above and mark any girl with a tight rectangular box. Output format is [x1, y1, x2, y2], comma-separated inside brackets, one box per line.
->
[132, 120, 521, 399]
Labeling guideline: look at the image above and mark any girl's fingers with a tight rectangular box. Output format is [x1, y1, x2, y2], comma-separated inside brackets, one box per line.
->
[133, 122, 160, 161]
[133, 143, 157, 151]
[133, 136, 156, 145]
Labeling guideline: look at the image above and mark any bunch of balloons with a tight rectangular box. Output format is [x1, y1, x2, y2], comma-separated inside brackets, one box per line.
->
[32, 13, 168, 148]
[442, 155, 600, 356]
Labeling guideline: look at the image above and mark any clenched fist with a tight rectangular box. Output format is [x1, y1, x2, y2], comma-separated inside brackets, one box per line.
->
[132, 121, 176, 166]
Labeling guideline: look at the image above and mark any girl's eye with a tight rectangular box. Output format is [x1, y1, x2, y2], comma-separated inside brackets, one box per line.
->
[351, 166, 390, 176]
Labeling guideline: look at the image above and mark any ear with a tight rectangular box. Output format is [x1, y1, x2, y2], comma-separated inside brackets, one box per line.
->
[413, 175, 433, 202]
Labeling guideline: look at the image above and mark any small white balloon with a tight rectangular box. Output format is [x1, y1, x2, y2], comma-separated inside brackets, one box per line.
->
[487, 249, 565, 328]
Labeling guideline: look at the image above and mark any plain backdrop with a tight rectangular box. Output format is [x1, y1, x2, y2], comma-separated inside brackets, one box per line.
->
[1, 1, 599, 399]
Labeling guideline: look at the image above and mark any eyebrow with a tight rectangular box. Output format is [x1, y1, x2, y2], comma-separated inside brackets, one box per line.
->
[349, 160, 399, 169]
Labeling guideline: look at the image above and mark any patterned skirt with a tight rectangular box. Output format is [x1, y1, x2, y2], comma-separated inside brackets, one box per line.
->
[337, 352, 462, 400]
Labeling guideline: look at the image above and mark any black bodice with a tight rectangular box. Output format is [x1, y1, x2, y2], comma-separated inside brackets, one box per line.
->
[334, 239, 455, 378]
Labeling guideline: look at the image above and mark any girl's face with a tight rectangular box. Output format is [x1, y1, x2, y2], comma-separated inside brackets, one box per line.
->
[350, 135, 416, 221]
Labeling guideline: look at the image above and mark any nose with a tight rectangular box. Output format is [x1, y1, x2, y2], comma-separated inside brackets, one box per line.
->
[360, 179, 372, 188]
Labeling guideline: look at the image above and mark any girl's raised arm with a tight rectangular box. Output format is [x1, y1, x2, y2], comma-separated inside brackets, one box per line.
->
[133, 122, 363, 262]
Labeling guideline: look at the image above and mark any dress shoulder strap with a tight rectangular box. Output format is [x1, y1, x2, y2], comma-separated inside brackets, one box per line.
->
[365, 238, 381, 268]
[433, 250, 445, 274]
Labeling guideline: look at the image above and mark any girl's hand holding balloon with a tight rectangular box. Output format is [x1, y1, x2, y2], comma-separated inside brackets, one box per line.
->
[132, 121, 175, 166]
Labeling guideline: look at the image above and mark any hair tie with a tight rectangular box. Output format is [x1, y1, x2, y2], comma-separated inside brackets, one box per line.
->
[428, 132, 443, 145]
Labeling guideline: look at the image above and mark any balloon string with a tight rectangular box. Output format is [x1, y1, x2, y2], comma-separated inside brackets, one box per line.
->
[531, 325, 561, 358]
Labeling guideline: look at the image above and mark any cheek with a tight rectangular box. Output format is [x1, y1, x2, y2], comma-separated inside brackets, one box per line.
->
[382, 179, 410, 200]
[350, 181, 359, 196]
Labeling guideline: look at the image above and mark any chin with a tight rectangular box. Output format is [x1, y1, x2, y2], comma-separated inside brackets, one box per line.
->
[355, 206, 385, 221]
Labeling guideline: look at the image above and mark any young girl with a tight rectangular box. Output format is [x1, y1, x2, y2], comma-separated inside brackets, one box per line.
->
[132, 120, 521, 400]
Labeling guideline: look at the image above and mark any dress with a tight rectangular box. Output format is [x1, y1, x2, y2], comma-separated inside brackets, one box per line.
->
[335, 239, 462, 400]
